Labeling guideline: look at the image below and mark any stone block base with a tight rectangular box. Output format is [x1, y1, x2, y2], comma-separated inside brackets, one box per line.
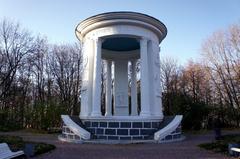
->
[82, 120, 161, 140]
[160, 125, 183, 142]
[60, 123, 82, 142]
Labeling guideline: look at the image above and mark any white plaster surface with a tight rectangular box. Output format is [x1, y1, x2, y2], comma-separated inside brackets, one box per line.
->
[114, 60, 129, 116]
[154, 115, 183, 142]
[61, 115, 91, 140]
[77, 12, 166, 120]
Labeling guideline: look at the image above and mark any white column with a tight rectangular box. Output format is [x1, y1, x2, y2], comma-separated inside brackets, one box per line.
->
[91, 38, 102, 116]
[140, 38, 151, 116]
[105, 60, 112, 116]
[131, 60, 138, 116]
[80, 38, 94, 117]
[152, 43, 163, 118]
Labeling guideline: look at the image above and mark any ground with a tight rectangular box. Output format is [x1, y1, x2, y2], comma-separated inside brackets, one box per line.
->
[0, 130, 236, 159]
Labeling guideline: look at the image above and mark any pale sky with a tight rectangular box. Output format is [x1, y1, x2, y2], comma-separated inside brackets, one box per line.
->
[0, 0, 240, 65]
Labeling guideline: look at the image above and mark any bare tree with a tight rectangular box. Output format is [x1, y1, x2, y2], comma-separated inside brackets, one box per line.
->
[201, 23, 240, 126]
[49, 44, 82, 115]
[0, 19, 36, 99]
[160, 57, 180, 114]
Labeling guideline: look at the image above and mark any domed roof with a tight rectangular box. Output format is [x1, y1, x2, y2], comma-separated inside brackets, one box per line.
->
[75, 11, 167, 43]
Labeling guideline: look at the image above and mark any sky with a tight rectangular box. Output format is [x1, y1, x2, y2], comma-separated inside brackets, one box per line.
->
[0, 0, 240, 65]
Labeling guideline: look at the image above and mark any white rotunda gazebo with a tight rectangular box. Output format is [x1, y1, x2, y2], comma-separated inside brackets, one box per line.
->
[59, 12, 183, 143]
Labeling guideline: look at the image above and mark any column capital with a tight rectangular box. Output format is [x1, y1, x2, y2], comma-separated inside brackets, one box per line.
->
[83, 36, 93, 41]
[107, 59, 112, 63]
[136, 37, 148, 43]
[140, 37, 148, 43]
[94, 37, 103, 43]
[131, 58, 137, 62]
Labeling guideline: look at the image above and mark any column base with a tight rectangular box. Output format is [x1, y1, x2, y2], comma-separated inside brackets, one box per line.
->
[104, 113, 112, 116]
[152, 112, 164, 118]
[80, 112, 90, 117]
[131, 113, 138, 116]
[140, 111, 151, 117]
[91, 112, 102, 117]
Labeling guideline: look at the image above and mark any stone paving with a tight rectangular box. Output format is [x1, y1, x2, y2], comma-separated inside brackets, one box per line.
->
[0, 130, 235, 159]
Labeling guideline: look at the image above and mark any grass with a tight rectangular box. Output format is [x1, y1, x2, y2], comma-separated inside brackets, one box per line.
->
[0, 125, 61, 134]
[198, 134, 240, 155]
[0, 135, 55, 157]
[0, 125, 22, 132]
[184, 129, 209, 135]
[0, 135, 24, 151]
[34, 142, 56, 155]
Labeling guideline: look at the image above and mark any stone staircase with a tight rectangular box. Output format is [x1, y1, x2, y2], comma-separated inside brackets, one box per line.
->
[154, 115, 183, 142]
[58, 115, 90, 143]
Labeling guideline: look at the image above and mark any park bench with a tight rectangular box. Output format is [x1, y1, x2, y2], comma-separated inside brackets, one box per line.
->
[231, 147, 240, 157]
[0, 143, 24, 159]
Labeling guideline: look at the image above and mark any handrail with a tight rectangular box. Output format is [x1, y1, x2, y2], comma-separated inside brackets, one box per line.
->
[154, 115, 183, 141]
[61, 115, 91, 140]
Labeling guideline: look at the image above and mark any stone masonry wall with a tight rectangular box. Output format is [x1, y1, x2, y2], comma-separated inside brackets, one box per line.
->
[83, 121, 161, 140]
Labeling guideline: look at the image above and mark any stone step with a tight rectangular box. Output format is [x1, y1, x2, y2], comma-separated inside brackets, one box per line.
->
[69, 116, 86, 128]
[59, 115, 91, 143]
[83, 139, 156, 144]
[59, 115, 184, 143]
[159, 116, 175, 129]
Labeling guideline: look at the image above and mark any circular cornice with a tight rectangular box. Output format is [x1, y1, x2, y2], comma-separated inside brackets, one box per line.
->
[75, 12, 167, 43]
